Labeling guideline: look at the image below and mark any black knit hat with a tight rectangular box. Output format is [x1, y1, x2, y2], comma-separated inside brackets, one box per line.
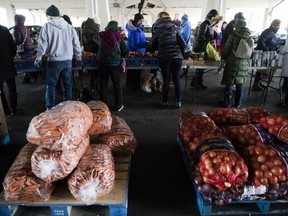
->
[105, 21, 119, 32]
[46, 5, 60, 17]
[134, 13, 144, 23]
[235, 12, 245, 20]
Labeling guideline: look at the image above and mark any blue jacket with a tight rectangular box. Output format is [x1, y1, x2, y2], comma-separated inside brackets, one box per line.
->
[125, 19, 146, 53]
[180, 21, 192, 50]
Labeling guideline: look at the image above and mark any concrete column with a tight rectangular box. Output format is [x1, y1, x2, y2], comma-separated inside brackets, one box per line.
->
[263, 8, 270, 29]
[98, 0, 110, 29]
[4, 3, 16, 27]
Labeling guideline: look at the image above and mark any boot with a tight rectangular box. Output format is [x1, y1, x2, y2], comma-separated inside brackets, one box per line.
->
[196, 70, 207, 89]
[218, 92, 232, 108]
[9, 92, 18, 115]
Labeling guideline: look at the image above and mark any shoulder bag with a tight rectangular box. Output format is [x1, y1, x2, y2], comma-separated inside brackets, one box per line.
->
[113, 34, 126, 73]
[17, 29, 28, 53]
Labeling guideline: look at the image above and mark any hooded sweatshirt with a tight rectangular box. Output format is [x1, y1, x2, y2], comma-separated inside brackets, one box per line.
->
[13, 14, 35, 50]
[36, 17, 82, 61]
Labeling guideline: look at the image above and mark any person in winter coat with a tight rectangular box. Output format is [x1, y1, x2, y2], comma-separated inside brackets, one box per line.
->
[81, 18, 101, 93]
[278, 27, 288, 108]
[252, 19, 281, 91]
[152, 11, 186, 108]
[98, 21, 128, 112]
[192, 9, 220, 89]
[125, 13, 147, 91]
[13, 14, 37, 83]
[0, 25, 19, 116]
[222, 12, 245, 47]
[218, 19, 252, 108]
[180, 14, 192, 51]
[34, 5, 82, 110]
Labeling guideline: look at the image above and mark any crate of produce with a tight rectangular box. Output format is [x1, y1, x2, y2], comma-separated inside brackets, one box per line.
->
[177, 135, 288, 216]
[0, 156, 130, 216]
[125, 58, 158, 67]
[82, 58, 97, 67]
[15, 60, 37, 70]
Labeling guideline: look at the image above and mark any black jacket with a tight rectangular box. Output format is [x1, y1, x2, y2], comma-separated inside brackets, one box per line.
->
[0, 25, 17, 80]
[255, 27, 278, 51]
[152, 17, 183, 62]
[222, 20, 235, 46]
[193, 20, 214, 53]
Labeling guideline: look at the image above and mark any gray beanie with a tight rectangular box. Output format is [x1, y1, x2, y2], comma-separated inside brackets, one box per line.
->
[235, 19, 246, 28]
[46, 5, 60, 17]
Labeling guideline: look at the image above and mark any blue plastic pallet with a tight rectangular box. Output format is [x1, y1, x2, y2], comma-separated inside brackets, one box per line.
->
[0, 156, 130, 216]
[177, 135, 288, 215]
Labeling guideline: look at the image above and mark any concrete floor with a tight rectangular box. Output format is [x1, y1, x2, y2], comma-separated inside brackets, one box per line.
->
[0, 68, 287, 216]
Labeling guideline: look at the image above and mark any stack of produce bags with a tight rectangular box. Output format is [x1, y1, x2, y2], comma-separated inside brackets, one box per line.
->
[3, 101, 93, 201]
[178, 107, 288, 204]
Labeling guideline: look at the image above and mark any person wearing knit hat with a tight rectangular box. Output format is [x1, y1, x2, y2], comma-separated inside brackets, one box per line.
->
[98, 20, 128, 111]
[222, 12, 245, 46]
[192, 9, 220, 89]
[134, 13, 144, 24]
[46, 5, 60, 17]
[34, 4, 82, 110]
[218, 16, 251, 108]
[125, 13, 147, 91]
[252, 18, 281, 91]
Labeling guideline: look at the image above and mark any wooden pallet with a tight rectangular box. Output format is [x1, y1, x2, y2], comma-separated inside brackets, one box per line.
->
[0, 156, 130, 216]
[177, 135, 288, 215]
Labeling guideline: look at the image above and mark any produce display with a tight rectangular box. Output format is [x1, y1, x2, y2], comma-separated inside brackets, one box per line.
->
[3, 100, 136, 204]
[207, 107, 269, 126]
[68, 144, 115, 204]
[86, 100, 112, 135]
[26, 101, 93, 151]
[31, 134, 89, 182]
[2, 144, 56, 201]
[178, 107, 288, 204]
[257, 114, 288, 144]
[98, 116, 137, 156]
[126, 51, 157, 58]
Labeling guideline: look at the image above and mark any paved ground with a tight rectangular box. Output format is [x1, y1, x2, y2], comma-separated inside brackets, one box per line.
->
[0, 68, 287, 216]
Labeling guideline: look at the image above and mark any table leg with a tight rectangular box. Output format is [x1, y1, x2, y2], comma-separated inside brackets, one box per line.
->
[248, 69, 254, 96]
[262, 69, 274, 104]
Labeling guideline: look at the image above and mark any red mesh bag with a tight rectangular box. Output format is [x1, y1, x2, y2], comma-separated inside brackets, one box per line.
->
[197, 137, 248, 190]
[178, 109, 220, 143]
[257, 115, 288, 144]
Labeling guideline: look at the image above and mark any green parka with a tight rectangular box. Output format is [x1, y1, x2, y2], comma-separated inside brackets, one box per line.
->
[221, 26, 251, 85]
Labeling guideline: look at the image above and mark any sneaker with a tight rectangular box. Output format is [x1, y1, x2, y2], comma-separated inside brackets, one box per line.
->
[117, 105, 124, 112]
[176, 101, 181, 108]
[160, 101, 168, 108]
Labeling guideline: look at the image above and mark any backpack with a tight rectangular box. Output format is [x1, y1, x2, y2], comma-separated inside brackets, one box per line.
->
[233, 37, 254, 59]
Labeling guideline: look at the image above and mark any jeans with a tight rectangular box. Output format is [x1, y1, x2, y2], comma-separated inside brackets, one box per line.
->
[159, 58, 182, 103]
[225, 84, 243, 106]
[45, 60, 73, 109]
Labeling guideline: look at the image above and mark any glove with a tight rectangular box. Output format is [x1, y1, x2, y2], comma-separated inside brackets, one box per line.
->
[34, 59, 42, 68]
[76, 60, 83, 68]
